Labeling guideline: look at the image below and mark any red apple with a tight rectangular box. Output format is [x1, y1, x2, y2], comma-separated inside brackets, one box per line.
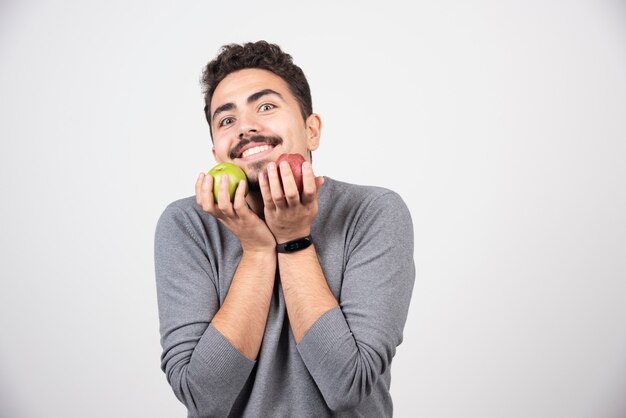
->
[276, 153, 305, 194]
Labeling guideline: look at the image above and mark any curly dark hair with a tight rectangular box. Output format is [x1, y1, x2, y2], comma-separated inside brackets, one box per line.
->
[201, 41, 313, 136]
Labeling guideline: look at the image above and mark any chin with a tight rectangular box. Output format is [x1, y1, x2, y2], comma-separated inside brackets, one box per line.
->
[245, 159, 270, 180]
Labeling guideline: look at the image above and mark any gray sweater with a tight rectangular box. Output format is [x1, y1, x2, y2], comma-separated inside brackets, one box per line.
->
[154, 177, 415, 417]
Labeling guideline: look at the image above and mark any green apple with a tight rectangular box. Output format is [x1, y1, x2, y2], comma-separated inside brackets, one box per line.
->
[207, 162, 248, 202]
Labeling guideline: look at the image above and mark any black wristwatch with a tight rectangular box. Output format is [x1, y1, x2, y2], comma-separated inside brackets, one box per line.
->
[276, 235, 313, 253]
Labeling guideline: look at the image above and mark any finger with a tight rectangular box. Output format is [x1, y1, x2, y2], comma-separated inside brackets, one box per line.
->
[216, 174, 236, 217]
[258, 171, 276, 210]
[199, 173, 216, 212]
[278, 161, 300, 206]
[195, 173, 205, 206]
[316, 175, 325, 187]
[301, 162, 317, 205]
[232, 179, 248, 212]
[266, 162, 287, 208]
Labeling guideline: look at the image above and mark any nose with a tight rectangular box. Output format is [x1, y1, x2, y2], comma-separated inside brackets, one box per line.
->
[238, 112, 259, 139]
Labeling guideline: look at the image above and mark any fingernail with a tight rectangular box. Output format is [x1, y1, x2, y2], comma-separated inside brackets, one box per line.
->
[198, 173, 204, 181]
[268, 162, 276, 171]
[204, 175, 210, 185]
[302, 162, 311, 170]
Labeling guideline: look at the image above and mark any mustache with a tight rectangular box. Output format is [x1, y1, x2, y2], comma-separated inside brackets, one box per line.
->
[229, 135, 283, 160]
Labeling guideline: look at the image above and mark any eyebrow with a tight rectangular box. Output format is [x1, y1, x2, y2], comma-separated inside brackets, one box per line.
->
[212, 89, 284, 124]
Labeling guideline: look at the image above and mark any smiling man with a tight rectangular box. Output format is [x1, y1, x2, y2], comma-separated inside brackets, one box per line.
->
[154, 41, 415, 418]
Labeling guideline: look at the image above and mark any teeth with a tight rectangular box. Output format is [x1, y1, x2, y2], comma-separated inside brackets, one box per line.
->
[242, 145, 272, 158]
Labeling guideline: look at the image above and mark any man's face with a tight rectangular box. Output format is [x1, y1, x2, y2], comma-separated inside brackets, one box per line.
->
[209, 68, 320, 185]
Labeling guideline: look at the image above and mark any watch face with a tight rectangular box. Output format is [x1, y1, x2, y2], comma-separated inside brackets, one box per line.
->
[280, 236, 312, 253]
[286, 241, 306, 251]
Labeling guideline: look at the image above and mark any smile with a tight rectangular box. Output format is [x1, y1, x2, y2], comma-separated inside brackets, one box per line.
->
[241, 144, 273, 158]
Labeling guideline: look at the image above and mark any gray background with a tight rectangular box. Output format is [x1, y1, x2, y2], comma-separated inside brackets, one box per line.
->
[1, 0, 626, 417]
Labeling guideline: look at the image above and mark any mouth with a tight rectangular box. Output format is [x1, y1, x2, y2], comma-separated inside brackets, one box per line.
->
[231, 135, 283, 160]
[240, 144, 275, 159]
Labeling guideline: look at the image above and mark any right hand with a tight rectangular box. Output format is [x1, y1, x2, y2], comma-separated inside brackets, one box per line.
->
[195, 172, 276, 253]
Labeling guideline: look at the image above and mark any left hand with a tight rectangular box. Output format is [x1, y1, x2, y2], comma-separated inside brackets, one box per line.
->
[259, 160, 324, 243]
[195, 173, 277, 253]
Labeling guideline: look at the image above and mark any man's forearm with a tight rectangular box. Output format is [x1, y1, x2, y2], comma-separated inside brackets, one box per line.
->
[278, 245, 338, 343]
[212, 250, 276, 360]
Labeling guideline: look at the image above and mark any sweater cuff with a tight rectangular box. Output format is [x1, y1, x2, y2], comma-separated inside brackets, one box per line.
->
[194, 324, 256, 385]
[296, 306, 352, 366]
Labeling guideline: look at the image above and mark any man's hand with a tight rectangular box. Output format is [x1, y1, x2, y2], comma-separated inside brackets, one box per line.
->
[259, 161, 324, 243]
[196, 172, 276, 253]
[194, 171, 278, 362]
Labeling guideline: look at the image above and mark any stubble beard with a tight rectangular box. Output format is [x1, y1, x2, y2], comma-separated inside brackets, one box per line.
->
[245, 159, 270, 193]
[230, 134, 283, 194]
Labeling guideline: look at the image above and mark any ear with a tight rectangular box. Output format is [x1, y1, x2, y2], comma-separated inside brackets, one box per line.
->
[305, 113, 322, 152]
[212, 147, 219, 162]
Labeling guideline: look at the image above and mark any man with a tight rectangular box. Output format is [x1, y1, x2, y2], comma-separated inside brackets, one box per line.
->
[154, 40, 415, 417]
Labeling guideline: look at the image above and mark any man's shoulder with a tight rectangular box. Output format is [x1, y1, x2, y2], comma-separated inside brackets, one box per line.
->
[163, 195, 198, 212]
[320, 178, 413, 246]
[322, 177, 406, 210]
[157, 195, 201, 221]
[156, 195, 218, 233]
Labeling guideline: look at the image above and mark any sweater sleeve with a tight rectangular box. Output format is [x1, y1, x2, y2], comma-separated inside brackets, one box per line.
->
[296, 191, 415, 411]
[154, 205, 255, 417]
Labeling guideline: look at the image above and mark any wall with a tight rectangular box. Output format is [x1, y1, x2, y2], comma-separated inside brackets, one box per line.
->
[1, 0, 625, 417]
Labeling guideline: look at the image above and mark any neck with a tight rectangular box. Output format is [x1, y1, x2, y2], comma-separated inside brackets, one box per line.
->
[245, 191, 265, 218]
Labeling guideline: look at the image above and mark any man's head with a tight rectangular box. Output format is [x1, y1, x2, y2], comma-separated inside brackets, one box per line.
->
[201, 41, 321, 187]
[202, 41, 313, 133]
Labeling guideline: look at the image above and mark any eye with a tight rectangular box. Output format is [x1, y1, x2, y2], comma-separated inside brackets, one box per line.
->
[219, 117, 234, 127]
[259, 103, 275, 112]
